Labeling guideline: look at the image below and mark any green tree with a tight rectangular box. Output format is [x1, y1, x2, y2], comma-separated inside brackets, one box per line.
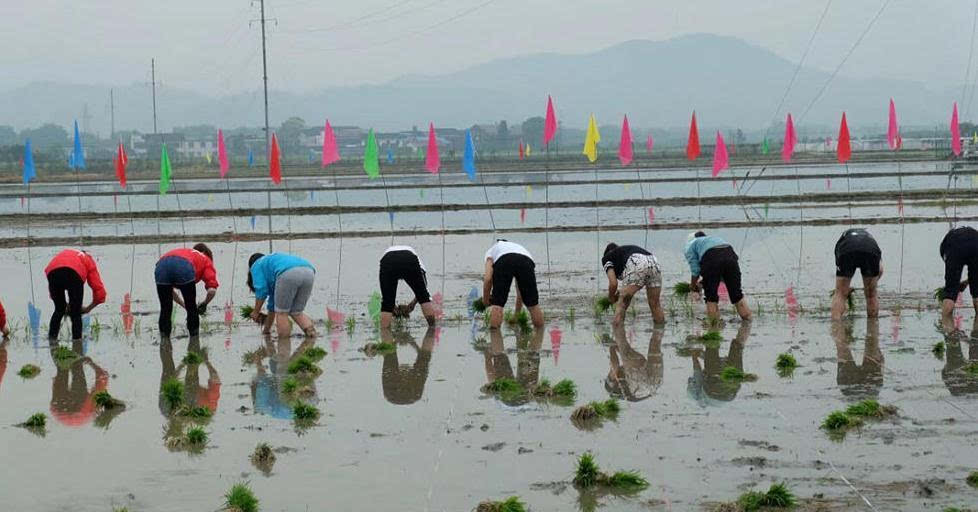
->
[0, 125, 16, 146]
[521, 116, 545, 146]
[278, 117, 306, 155]
[20, 123, 68, 151]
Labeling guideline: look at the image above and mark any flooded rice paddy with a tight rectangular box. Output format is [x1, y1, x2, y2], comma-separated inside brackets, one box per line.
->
[1, 162, 978, 511]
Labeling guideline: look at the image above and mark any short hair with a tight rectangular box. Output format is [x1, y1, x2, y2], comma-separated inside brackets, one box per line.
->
[246, 253, 265, 292]
[603, 242, 619, 258]
[694, 231, 706, 238]
[193, 243, 213, 260]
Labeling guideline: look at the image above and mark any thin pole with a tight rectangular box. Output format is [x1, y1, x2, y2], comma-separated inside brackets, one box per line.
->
[845, 162, 853, 223]
[545, 144, 552, 296]
[594, 165, 600, 291]
[260, 0, 272, 253]
[480, 173, 496, 233]
[332, 167, 344, 310]
[437, 171, 446, 292]
[381, 175, 394, 245]
[151, 59, 158, 135]
[26, 182, 35, 305]
[897, 160, 904, 294]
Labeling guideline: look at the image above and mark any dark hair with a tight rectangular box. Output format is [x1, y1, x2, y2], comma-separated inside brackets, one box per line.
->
[193, 243, 213, 260]
[694, 231, 706, 238]
[603, 242, 619, 258]
[246, 253, 265, 292]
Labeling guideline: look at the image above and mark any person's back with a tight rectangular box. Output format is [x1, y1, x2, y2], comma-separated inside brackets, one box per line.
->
[835, 228, 881, 259]
[940, 226, 978, 318]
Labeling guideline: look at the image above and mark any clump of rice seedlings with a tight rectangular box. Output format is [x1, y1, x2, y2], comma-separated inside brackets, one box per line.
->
[286, 355, 321, 376]
[573, 452, 602, 487]
[292, 401, 320, 421]
[239, 305, 267, 324]
[821, 410, 858, 432]
[504, 309, 532, 332]
[934, 286, 948, 302]
[161, 377, 185, 410]
[93, 390, 125, 410]
[17, 364, 41, 379]
[573, 452, 649, 491]
[720, 366, 758, 382]
[183, 351, 203, 365]
[605, 471, 650, 489]
[593, 296, 613, 316]
[483, 377, 526, 402]
[52, 345, 79, 367]
[185, 426, 208, 447]
[471, 298, 487, 313]
[250, 442, 276, 475]
[736, 490, 766, 511]
[242, 349, 263, 365]
[224, 482, 259, 512]
[362, 341, 396, 356]
[845, 399, 897, 419]
[571, 399, 620, 428]
[483, 309, 492, 327]
[966, 471, 978, 488]
[933, 341, 946, 359]
[964, 362, 978, 376]
[532, 378, 577, 404]
[282, 376, 299, 394]
[673, 282, 692, 297]
[282, 376, 315, 397]
[775, 353, 799, 377]
[302, 346, 327, 362]
[568, 307, 576, 323]
[345, 316, 356, 334]
[699, 330, 723, 342]
[21, 412, 47, 429]
[475, 496, 527, 512]
[177, 405, 214, 421]
[552, 379, 578, 399]
[735, 482, 796, 511]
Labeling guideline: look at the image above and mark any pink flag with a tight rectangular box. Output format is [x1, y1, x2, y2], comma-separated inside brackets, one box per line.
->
[223, 301, 233, 328]
[647, 207, 655, 223]
[646, 135, 654, 154]
[217, 129, 229, 178]
[718, 282, 729, 303]
[322, 120, 340, 167]
[618, 115, 633, 166]
[425, 122, 440, 173]
[887, 98, 899, 150]
[712, 131, 729, 177]
[326, 307, 345, 327]
[782, 113, 797, 163]
[543, 95, 558, 147]
[951, 102, 962, 157]
[549, 327, 562, 365]
[519, 208, 526, 223]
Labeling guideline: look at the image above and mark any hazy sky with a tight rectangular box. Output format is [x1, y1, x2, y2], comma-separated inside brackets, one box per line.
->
[0, 0, 973, 95]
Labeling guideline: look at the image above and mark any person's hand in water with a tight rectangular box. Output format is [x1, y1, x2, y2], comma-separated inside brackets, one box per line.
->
[197, 303, 208, 315]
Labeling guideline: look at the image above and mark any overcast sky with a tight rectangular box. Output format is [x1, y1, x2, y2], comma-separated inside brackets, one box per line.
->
[0, 0, 973, 95]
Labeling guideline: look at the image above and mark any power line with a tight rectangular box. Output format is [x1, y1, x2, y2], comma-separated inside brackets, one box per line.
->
[283, 0, 417, 34]
[963, 0, 978, 117]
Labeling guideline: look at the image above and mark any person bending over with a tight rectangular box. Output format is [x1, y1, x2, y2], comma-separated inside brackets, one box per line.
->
[154, 243, 219, 339]
[602, 242, 666, 326]
[0, 298, 8, 338]
[684, 232, 751, 322]
[940, 226, 978, 319]
[247, 252, 317, 338]
[379, 245, 436, 329]
[832, 228, 883, 320]
[45, 249, 107, 341]
[482, 240, 544, 330]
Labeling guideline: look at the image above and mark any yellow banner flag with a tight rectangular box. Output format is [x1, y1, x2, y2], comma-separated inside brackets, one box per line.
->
[582, 114, 601, 163]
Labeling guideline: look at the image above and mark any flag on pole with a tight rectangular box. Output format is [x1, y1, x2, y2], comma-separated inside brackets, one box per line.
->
[582, 114, 601, 163]
[761, 138, 769, 155]
[837, 112, 852, 163]
[646, 134, 654, 155]
[425, 123, 440, 173]
[114, 141, 128, 188]
[712, 131, 729, 177]
[70, 120, 85, 170]
[518, 140, 524, 160]
[387, 149, 394, 164]
[322, 120, 340, 167]
[23, 139, 36, 184]
[269, 133, 282, 184]
[544, 95, 558, 147]
[782, 113, 796, 163]
[463, 129, 477, 180]
[160, 143, 172, 195]
[686, 111, 700, 160]
[248, 148, 255, 167]
[887, 98, 899, 150]
[618, 115, 633, 166]
[951, 102, 962, 157]
[363, 128, 380, 178]
[218, 129, 229, 177]
[526, 143, 531, 157]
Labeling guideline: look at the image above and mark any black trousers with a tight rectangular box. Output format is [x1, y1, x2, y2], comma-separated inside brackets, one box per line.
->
[379, 250, 431, 313]
[157, 282, 199, 338]
[48, 267, 84, 340]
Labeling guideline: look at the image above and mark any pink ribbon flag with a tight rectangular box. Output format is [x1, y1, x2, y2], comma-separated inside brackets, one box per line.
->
[887, 98, 899, 150]
[217, 129, 229, 177]
[425, 122, 440, 173]
[951, 102, 962, 157]
[646, 134, 654, 154]
[712, 131, 729, 177]
[782, 113, 797, 163]
[618, 115, 633, 166]
[544, 95, 558, 147]
[322, 120, 340, 167]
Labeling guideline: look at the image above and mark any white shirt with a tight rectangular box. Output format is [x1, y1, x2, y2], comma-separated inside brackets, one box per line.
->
[485, 241, 533, 263]
[385, 245, 427, 272]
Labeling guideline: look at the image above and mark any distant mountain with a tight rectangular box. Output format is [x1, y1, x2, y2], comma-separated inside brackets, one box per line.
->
[0, 34, 957, 135]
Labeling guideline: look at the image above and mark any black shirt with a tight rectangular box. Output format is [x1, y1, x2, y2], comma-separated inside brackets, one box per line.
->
[602, 245, 651, 279]
[940, 226, 978, 260]
[835, 228, 881, 259]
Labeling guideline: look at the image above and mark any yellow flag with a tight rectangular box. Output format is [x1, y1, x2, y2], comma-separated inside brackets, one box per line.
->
[973, 132, 977, 144]
[582, 114, 601, 163]
[526, 143, 532, 157]
[205, 152, 212, 164]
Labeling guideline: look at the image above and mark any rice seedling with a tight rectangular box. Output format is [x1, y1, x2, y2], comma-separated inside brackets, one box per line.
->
[821, 410, 860, 432]
[52, 345, 79, 367]
[736, 490, 767, 512]
[475, 496, 527, 512]
[282, 376, 299, 394]
[113, 508, 130, 512]
[966, 471, 978, 488]
[242, 349, 263, 365]
[483, 377, 526, 402]
[573, 452, 601, 487]
[345, 316, 356, 334]
[363, 341, 396, 355]
[17, 364, 40, 379]
[964, 362, 978, 376]
[250, 442, 276, 475]
[845, 399, 896, 418]
[239, 305, 267, 325]
[720, 366, 757, 382]
[185, 426, 208, 447]
[933, 341, 946, 359]
[303, 346, 327, 362]
[504, 309, 532, 332]
[21, 412, 46, 428]
[934, 286, 947, 302]
[604, 471, 650, 489]
[531, 378, 577, 404]
[552, 379, 577, 398]
[93, 390, 125, 410]
[224, 482, 259, 512]
[775, 353, 798, 377]
[942, 507, 967, 512]
[482, 309, 492, 327]
[161, 377, 185, 410]
[673, 282, 692, 297]
[182, 351, 203, 365]
[177, 405, 214, 421]
[593, 296, 613, 316]
[568, 306, 576, 323]
[471, 298, 487, 313]
[735, 482, 796, 511]
[292, 401, 320, 421]
[286, 355, 321, 376]
[572, 452, 649, 491]
[571, 399, 620, 427]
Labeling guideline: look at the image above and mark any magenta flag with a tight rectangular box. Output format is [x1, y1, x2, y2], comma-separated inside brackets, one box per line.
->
[951, 102, 962, 157]
[647, 207, 655, 223]
[543, 95, 557, 147]
[322, 120, 340, 167]
[217, 129, 229, 177]
[782, 113, 797, 163]
[887, 98, 899, 150]
[712, 131, 729, 177]
[618, 115, 633, 166]
[646, 134, 654, 154]
[425, 122, 440, 173]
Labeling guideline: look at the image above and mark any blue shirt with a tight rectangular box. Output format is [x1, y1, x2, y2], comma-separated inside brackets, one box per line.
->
[250, 253, 315, 310]
[684, 235, 727, 277]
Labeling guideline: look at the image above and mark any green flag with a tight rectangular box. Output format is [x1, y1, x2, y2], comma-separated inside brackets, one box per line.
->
[363, 129, 379, 178]
[368, 291, 382, 326]
[160, 143, 172, 195]
[761, 138, 769, 155]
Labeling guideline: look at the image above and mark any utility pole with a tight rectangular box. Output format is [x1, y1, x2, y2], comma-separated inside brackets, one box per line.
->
[259, 0, 273, 252]
[109, 89, 115, 141]
[151, 58, 158, 135]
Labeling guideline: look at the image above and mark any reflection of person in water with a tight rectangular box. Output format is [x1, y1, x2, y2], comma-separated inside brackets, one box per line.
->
[832, 317, 883, 400]
[250, 335, 320, 419]
[687, 322, 751, 404]
[381, 326, 436, 405]
[605, 326, 664, 402]
[482, 328, 544, 406]
[0, 338, 8, 394]
[940, 316, 978, 396]
[158, 337, 221, 415]
[50, 339, 109, 427]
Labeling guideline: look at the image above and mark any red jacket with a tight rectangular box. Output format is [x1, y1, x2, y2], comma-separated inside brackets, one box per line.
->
[45, 250, 107, 305]
[160, 248, 219, 289]
[0, 299, 6, 332]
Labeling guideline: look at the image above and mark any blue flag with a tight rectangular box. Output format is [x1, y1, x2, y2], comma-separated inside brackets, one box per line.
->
[386, 149, 394, 164]
[70, 120, 85, 170]
[248, 148, 255, 167]
[23, 139, 36, 184]
[463, 129, 477, 180]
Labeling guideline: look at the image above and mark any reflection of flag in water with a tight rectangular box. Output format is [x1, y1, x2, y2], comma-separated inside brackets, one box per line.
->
[467, 287, 479, 318]
[28, 302, 42, 335]
[387, 149, 394, 164]
[250, 216, 256, 229]
[718, 282, 729, 303]
[897, 197, 904, 215]
[519, 208, 526, 224]
[890, 311, 900, 342]
[326, 307, 345, 328]
[549, 327, 562, 365]
[432, 292, 444, 321]
[784, 286, 799, 322]
[330, 335, 340, 354]
[121, 293, 134, 335]
[224, 301, 234, 328]
[248, 149, 255, 167]
[648, 207, 655, 223]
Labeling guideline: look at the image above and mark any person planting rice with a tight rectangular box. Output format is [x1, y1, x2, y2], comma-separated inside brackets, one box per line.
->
[482, 240, 544, 330]
[831, 228, 883, 320]
[379, 245, 437, 329]
[45, 249, 107, 341]
[154, 244, 218, 339]
[684, 232, 751, 322]
[601, 242, 665, 326]
[940, 226, 978, 319]
[0, 297, 8, 338]
[247, 252, 317, 338]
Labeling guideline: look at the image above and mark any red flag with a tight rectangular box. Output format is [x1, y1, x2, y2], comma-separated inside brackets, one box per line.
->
[425, 122, 440, 174]
[114, 142, 127, 188]
[618, 115, 633, 166]
[217, 129, 229, 177]
[270, 133, 282, 184]
[686, 111, 700, 160]
[782, 113, 797, 163]
[518, 140, 525, 160]
[837, 112, 851, 163]
[543, 95, 557, 147]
